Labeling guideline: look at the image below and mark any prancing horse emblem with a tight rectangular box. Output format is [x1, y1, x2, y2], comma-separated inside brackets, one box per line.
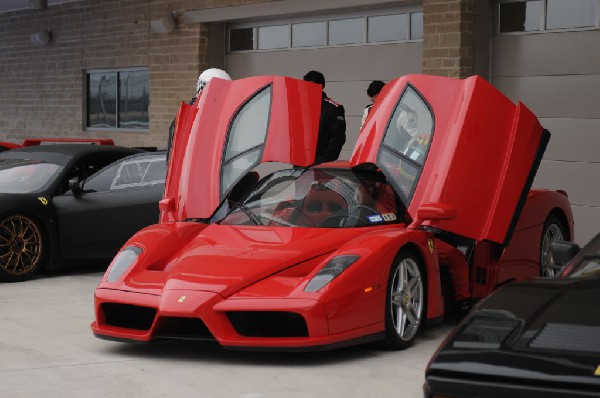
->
[178, 295, 186, 303]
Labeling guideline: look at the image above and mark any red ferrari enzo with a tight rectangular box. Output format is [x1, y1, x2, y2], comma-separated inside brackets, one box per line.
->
[91, 74, 573, 351]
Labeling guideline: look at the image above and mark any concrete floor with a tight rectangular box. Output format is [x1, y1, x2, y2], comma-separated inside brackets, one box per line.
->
[0, 265, 455, 398]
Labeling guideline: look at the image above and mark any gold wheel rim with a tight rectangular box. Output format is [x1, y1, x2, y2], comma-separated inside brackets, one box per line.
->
[0, 215, 43, 276]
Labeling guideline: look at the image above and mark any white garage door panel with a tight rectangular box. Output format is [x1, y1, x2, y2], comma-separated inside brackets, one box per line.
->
[492, 30, 600, 77]
[541, 118, 600, 162]
[571, 205, 600, 245]
[493, 75, 600, 119]
[226, 43, 422, 82]
[534, 160, 600, 207]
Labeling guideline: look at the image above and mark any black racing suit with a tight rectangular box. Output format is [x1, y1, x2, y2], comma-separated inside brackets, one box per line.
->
[315, 92, 346, 164]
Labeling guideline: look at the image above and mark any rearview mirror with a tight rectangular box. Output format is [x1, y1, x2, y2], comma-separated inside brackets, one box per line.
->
[69, 177, 82, 195]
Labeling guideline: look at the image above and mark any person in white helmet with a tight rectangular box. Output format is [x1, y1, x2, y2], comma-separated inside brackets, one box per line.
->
[195, 68, 232, 98]
[167, 68, 232, 157]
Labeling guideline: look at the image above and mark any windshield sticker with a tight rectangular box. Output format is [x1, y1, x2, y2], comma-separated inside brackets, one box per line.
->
[37, 197, 48, 206]
[381, 213, 397, 221]
[368, 215, 383, 223]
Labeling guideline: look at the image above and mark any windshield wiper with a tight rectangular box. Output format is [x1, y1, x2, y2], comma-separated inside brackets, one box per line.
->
[235, 203, 263, 226]
[583, 254, 600, 260]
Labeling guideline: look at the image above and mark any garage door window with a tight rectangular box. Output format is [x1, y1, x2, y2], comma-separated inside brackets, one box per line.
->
[546, 0, 596, 29]
[230, 28, 254, 51]
[258, 25, 289, 50]
[87, 68, 149, 131]
[329, 18, 363, 45]
[292, 22, 326, 47]
[368, 14, 408, 42]
[497, 0, 597, 33]
[228, 9, 423, 53]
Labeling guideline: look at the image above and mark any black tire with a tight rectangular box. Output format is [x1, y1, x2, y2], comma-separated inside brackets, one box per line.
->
[539, 214, 567, 278]
[381, 249, 426, 350]
[0, 214, 47, 282]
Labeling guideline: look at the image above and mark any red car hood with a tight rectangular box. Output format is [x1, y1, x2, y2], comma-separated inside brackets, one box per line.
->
[120, 225, 365, 297]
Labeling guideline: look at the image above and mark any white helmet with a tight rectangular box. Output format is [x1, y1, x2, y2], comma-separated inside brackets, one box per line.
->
[196, 68, 232, 96]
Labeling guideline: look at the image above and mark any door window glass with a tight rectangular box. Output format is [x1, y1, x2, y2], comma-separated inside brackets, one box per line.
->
[221, 86, 272, 198]
[380, 85, 434, 203]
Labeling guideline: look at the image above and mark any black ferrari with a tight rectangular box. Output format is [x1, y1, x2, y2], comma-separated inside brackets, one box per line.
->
[424, 233, 600, 398]
[0, 144, 166, 282]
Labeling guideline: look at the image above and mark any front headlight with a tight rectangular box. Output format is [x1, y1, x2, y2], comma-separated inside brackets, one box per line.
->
[107, 246, 142, 282]
[304, 255, 360, 292]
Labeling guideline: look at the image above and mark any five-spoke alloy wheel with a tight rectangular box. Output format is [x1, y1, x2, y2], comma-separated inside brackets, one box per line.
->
[383, 249, 426, 350]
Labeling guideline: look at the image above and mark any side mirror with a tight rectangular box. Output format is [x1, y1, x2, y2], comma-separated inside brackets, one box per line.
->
[159, 197, 175, 213]
[69, 177, 82, 195]
[408, 202, 457, 229]
[551, 240, 580, 266]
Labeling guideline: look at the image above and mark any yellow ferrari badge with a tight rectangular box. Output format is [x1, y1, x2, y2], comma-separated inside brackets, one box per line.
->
[595, 366, 600, 376]
[427, 239, 434, 254]
[37, 197, 48, 206]
[178, 295, 186, 303]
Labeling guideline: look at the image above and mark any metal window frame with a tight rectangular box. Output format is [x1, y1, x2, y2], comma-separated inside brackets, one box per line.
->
[226, 6, 423, 54]
[85, 66, 149, 133]
[494, 0, 600, 35]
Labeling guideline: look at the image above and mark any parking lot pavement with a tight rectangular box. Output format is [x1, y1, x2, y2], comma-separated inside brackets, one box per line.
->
[0, 266, 454, 398]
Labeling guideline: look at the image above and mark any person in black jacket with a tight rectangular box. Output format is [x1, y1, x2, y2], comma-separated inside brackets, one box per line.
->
[303, 71, 346, 164]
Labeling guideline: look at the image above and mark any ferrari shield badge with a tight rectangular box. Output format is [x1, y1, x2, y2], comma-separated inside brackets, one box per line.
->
[595, 366, 600, 376]
[37, 197, 48, 206]
[178, 296, 186, 303]
[427, 239, 434, 254]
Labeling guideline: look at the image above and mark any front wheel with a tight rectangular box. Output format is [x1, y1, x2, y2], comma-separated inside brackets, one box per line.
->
[0, 215, 46, 282]
[540, 214, 567, 278]
[382, 249, 426, 350]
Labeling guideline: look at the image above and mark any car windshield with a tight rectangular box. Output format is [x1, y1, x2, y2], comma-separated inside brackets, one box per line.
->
[219, 168, 404, 228]
[567, 235, 600, 278]
[0, 159, 63, 193]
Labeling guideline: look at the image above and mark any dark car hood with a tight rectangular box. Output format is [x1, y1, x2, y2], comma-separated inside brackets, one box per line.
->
[428, 277, 600, 385]
[117, 224, 366, 297]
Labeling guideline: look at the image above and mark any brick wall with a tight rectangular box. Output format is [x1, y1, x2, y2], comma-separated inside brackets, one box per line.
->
[422, 0, 474, 77]
[0, 0, 204, 148]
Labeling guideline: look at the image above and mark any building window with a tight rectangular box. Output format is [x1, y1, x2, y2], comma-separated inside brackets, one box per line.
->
[368, 14, 408, 42]
[258, 25, 289, 50]
[292, 22, 326, 48]
[230, 28, 254, 51]
[329, 18, 364, 45]
[227, 9, 423, 53]
[546, 0, 596, 30]
[410, 12, 424, 39]
[497, 0, 597, 33]
[87, 68, 149, 131]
